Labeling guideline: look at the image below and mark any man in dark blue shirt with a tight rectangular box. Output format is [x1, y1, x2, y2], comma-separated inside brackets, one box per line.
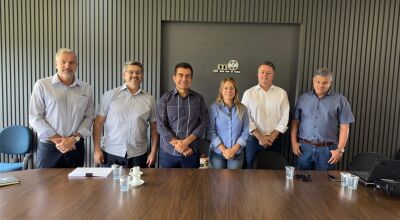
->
[157, 62, 208, 168]
[291, 68, 355, 170]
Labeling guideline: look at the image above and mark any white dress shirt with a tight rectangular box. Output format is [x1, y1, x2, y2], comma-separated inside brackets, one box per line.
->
[29, 74, 95, 141]
[241, 84, 289, 135]
[96, 84, 156, 158]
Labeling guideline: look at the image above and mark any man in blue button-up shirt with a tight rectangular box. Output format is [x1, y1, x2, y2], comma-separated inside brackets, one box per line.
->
[157, 62, 208, 168]
[291, 68, 355, 170]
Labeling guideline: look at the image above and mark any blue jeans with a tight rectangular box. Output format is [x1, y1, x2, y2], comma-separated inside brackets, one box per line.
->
[296, 143, 337, 171]
[245, 135, 281, 169]
[209, 150, 244, 169]
[159, 147, 200, 168]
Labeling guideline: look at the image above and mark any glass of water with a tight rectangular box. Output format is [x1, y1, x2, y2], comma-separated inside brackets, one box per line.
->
[285, 166, 295, 180]
[112, 164, 123, 180]
[120, 175, 131, 192]
[348, 175, 359, 190]
[340, 172, 351, 186]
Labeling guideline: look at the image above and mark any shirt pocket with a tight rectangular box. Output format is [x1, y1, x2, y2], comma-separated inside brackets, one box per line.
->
[71, 95, 89, 119]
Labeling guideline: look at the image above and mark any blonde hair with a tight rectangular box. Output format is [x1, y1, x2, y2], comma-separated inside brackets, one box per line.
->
[54, 48, 77, 62]
[216, 77, 246, 120]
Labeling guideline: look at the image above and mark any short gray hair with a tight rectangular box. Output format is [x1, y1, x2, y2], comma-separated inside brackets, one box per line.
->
[314, 68, 333, 80]
[55, 48, 77, 62]
[123, 60, 144, 72]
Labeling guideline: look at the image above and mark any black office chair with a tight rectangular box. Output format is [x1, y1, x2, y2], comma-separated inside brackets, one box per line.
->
[0, 125, 33, 172]
[253, 151, 288, 170]
[348, 152, 388, 171]
[197, 139, 210, 156]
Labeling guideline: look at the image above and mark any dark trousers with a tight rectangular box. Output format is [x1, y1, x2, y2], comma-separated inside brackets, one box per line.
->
[37, 139, 85, 168]
[245, 135, 281, 169]
[159, 147, 200, 168]
[100, 151, 148, 168]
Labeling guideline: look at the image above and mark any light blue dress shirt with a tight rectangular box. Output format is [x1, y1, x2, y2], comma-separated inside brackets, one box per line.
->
[293, 90, 355, 144]
[96, 84, 156, 158]
[208, 102, 249, 155]
[29, 74, 95, 141]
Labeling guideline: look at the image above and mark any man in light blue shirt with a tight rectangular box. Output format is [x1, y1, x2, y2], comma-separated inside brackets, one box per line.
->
[291, 68, 355, 170]
[29, 48, 95, 168]
[92, 61, 158, 168]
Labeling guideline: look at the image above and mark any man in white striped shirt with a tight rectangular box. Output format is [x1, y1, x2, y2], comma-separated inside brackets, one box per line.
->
[29, 48, 95, 168]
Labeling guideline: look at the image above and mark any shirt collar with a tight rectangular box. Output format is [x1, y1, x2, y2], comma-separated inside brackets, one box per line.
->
[256, 84, 275, 92]
[121, 83, 142, 95]
[311, 89, 332, 98]
[51, 73, 81, 87]
[173, 88, 193, 96]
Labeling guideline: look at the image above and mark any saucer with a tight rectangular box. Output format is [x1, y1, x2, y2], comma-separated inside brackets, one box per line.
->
[129, 179, 144, 187]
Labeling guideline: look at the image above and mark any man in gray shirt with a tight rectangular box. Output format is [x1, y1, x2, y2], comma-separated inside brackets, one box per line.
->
[92, 61, 158, 168]
[29, 48, 95, 168]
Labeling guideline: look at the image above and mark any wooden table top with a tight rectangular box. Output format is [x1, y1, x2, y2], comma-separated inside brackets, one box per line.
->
[0, 169, 399, 219]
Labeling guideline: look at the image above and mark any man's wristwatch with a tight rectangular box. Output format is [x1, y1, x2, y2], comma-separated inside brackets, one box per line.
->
[337, 147, 345, 153]
[73, 135, 81, 142]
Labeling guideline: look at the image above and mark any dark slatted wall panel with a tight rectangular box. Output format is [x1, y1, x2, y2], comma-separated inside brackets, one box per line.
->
[1, 0, 399, 169]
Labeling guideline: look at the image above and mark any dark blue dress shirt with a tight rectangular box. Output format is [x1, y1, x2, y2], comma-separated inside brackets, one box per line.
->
[293, 90, 355, 144]
[157, 89, 208, 156]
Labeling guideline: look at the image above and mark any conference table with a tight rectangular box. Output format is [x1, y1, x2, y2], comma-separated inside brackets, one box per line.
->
[0, 169, 399, 219]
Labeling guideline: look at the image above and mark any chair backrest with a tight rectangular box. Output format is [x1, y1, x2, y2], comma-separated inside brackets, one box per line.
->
[0, 125, 32, 154]
[253, 151, 288, 170]
[348, 152, 388, 171]
[197, 139, 210, 156]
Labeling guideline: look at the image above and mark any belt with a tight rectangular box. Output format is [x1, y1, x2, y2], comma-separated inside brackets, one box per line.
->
[299, 138, 334, 147]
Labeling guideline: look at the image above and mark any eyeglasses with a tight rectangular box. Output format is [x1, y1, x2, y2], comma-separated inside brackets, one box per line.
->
[125, 70, 143, 74]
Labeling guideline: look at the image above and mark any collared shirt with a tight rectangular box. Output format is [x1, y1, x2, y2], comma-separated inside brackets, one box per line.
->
[293, 90, 355, 144]
[96, 84, 156, 158]
[157, 89, 208, 156]
[29, 74, 95, 141]
[208, 102, 249, 155]
[241, 84, 290, 135]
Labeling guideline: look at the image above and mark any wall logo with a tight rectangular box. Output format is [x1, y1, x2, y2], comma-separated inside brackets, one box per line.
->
[213, 59, 240, 74]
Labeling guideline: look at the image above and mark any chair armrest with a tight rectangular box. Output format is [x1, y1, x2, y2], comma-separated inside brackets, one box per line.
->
[10, 156, 19, 163]
[22, 153, 33, 170]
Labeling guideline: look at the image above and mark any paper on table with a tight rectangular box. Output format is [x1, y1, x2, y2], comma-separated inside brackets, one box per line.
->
[68, 167, 113, 178]
[0, 176, 20, 186]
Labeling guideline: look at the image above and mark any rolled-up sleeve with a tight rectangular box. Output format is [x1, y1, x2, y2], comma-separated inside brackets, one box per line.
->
[275, 91, 290, 133]
[241, 90, 257, 133]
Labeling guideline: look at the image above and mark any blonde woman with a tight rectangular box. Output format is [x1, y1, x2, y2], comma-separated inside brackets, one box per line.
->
[208, 77, 249, 169]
